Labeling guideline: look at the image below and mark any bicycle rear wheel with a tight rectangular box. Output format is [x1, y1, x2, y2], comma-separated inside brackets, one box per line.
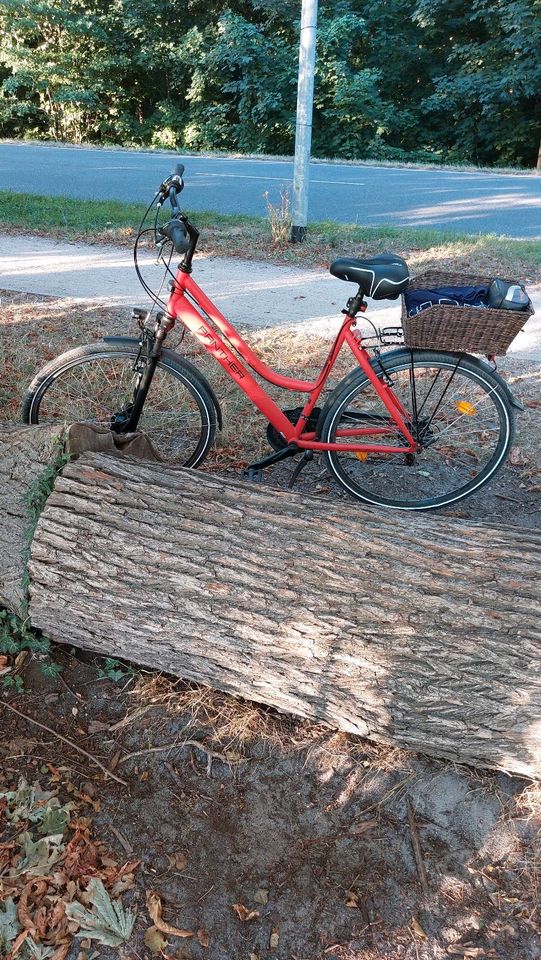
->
[23, 342, 216, 467]
[319, 350, 515, 511]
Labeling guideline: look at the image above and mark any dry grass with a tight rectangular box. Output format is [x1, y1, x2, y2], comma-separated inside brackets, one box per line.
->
[264, 188, 292, 245]
[130, 672, 289, 752]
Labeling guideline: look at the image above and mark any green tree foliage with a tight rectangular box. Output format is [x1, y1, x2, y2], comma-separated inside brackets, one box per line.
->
[0, 0, 539, 166]
[414, 0, 541, 166]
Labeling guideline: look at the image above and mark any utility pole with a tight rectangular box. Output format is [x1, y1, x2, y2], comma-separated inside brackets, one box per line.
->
[290, 0, 318, 243]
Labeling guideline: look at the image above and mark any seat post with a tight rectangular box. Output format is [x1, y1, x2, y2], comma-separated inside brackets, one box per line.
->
[343, 288, 366, 318]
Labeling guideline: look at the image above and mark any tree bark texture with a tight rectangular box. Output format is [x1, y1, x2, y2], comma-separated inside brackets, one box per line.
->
[0, 424, 63, 616]
[27, 450, 541, 779]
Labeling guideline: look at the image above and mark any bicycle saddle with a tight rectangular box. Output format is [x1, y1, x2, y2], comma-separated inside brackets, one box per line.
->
[330, 253, 410, 300]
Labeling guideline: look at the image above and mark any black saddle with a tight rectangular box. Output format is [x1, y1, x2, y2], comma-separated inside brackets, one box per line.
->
[330, 253, 410, 300]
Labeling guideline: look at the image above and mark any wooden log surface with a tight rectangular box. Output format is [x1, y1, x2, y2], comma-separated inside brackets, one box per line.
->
[27, 450, 541, 778]
[0, 424, 62, 616]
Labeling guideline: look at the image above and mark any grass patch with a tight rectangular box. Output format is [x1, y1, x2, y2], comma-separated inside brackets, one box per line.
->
[0, 188, 540, 281]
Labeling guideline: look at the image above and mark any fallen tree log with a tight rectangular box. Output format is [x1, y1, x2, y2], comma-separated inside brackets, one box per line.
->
[20, 446, 540, 779]
[0, 423, 159, 617]
[0, 424, 63, 616]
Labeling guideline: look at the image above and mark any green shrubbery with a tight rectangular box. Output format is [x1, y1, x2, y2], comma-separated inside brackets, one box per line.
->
[0, 0, 539, 167]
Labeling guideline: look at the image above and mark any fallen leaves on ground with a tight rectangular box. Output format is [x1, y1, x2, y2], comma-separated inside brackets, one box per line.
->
[146, 890, 193, 938]
[0, 777, 138, 960]
[232, 903, 260, 922]
[144, 924, 168, 953]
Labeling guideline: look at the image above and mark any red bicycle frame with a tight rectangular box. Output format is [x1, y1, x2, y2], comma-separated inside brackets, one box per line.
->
[165, 266, 418, 454]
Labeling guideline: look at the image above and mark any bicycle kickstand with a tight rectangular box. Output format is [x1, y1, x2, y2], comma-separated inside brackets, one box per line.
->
[288, 450, 314, 488]
[243, 443, 299, 482]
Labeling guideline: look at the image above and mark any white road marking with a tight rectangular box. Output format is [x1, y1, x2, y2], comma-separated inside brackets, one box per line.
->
[190, 172, 366, 186]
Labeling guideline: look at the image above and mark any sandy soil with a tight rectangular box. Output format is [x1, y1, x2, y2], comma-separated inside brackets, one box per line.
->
[2, 655, 541, 960]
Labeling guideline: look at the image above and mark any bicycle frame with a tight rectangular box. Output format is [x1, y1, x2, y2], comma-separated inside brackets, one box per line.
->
[164, 266, 418, 454]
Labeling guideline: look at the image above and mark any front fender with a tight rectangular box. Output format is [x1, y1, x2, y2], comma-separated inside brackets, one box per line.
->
[103, 336, 223, 429]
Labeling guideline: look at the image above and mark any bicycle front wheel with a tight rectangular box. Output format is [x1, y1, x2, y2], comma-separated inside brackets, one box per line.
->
[319, 350, 515, 511]
[23, 342, 216, 467]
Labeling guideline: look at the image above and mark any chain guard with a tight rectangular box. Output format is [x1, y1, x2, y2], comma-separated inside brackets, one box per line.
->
[266, 407, 322, 451]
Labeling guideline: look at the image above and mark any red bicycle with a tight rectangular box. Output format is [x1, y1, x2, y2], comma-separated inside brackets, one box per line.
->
[24, 164, 520, 511]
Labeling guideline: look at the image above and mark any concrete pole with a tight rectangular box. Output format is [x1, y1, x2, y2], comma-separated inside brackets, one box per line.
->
[290, 0, 318, 243]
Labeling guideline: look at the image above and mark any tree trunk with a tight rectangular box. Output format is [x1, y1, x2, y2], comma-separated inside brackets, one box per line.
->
[0, 424, 63, 617]
[25, 449, 541, 779]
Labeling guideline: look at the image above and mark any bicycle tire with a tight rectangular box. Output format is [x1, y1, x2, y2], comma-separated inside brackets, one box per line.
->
[23, 342, 217, 468]
[319, 350, 515, 511]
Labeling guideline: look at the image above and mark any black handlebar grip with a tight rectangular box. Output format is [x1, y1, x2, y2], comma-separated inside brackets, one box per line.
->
[174, 162, 185, 178]
[161, 219, 190, 254]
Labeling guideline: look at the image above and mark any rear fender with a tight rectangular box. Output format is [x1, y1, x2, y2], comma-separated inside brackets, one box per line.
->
[315, 346, 522, 437]
[103, 336, 223, 429]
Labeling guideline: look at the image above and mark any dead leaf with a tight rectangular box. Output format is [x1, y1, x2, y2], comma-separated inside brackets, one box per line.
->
[51, 946, 70, 960]
[253, 888, 268, 905]
[111, 874, 136, 897]
[87, 721, 110, 734]
[65, 878, 135, 946]
[146, 890, 193, 938]
[232, 903, 260, 922]
[269, 926, 280, 949]
[108, 751, 122, 774]
[197, 927, 209, 948]
[411, 917, 428, 939]
[167, 852, 188, 872]
[144, 925, 168, 953]
[508, 447, 528, 466]
[345, 891, 359, 908]
[11, 929, 30, 957]
[354, 818, 378, 835]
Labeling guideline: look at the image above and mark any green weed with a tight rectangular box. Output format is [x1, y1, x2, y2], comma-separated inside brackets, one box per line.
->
[0, 609, 58, 690]
[98, 657, 138, 684]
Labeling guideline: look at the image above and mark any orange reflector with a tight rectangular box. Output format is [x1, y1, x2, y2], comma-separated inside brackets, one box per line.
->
[455, 401, 477, 416]
[355, 451, 369, 461]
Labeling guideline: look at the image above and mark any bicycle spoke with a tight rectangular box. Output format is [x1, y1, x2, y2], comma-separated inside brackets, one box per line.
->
[33, 351, 211, 465]
[324, 356, 511, 508]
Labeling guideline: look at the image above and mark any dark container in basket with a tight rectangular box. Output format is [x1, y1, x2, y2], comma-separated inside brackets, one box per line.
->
[401, 270, 534, 355]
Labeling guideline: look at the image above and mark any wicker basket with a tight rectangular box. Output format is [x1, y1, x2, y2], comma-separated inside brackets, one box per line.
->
[401, 270, 534, 355]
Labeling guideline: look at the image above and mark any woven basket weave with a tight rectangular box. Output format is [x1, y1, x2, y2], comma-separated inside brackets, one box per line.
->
[401, 270, 534, 355]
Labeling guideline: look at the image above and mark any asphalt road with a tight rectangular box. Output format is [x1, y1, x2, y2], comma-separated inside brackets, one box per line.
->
[1, 141, 540, 238]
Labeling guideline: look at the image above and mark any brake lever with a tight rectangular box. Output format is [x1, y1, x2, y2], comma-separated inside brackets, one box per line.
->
[156, 164, 185, 207]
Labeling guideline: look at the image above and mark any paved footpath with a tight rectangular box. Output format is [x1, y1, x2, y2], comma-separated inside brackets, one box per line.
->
[0, 234, 539, 360]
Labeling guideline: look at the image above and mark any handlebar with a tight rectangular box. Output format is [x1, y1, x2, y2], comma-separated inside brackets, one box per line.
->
[157, 163, 185, 209]
[154, 162, 199, 262]
[158, 218, 190, 254]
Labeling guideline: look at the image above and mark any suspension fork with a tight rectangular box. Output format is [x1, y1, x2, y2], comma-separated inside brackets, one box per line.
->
[114, 313, 174, 433]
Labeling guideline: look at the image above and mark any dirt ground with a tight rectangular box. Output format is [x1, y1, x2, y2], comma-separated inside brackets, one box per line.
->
[1, 291, 540, 960]
[2, 655, 541, 960]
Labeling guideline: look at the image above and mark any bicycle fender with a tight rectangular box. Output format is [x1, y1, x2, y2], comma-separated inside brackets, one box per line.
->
[376, 347, 524, 412]
[102, 336, 223, 429]
[370, 347, 521, 407]
[374, 346, 523, 411]
[315, 346, 522, 438]
[461, 354, 524, 412]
